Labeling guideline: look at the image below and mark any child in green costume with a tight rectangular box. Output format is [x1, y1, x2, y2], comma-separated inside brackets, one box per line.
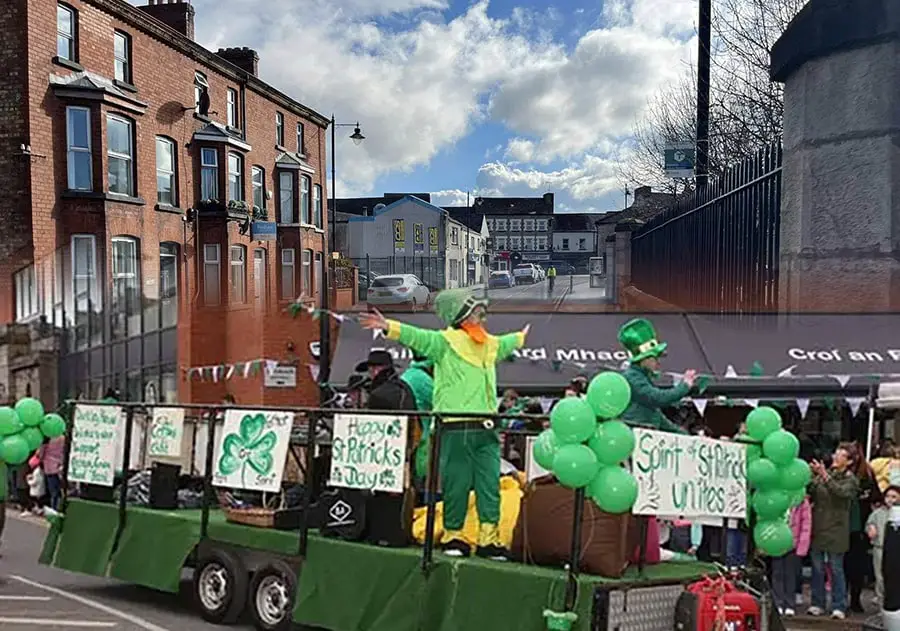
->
[359, 289, 528, 560]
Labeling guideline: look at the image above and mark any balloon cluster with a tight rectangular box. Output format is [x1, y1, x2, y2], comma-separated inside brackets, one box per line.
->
[0, 398, 66, 465]
[741, 406, 810, 557]
[532, 372, 638, 514]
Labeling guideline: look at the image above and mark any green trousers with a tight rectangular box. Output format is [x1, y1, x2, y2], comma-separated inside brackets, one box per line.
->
[439, 428, 501, 531]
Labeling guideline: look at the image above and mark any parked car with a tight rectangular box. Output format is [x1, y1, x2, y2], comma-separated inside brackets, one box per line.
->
[488, 270, 516, 289]
[534, 265, 546, 281]
[365, 274, 431, 309]
[512, 263, 538, 284]
[358, 271, 380, 299]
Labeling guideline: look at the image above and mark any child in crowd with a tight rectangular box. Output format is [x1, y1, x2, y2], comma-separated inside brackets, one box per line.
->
[866, 485, 900, 607]
[772, 494, 812, 616]
[870, 443, 900, 492]
[23, 460, 45, 517]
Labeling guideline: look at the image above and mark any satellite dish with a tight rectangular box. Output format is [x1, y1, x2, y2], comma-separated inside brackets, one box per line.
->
[373, 203, 386, 212]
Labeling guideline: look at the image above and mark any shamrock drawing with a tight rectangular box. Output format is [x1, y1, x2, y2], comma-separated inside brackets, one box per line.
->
[386, 419, 402, 438]
[218, 414, 277, 487]
[379, 469, 396, 488]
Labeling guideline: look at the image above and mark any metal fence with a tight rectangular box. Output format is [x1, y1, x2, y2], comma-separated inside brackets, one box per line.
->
[631, 142, 782, 312]
[351, 256, 447, 293]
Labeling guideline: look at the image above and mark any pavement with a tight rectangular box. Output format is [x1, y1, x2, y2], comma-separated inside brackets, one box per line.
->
[0, 510, 251, 631]
[485, 275, 608, 306]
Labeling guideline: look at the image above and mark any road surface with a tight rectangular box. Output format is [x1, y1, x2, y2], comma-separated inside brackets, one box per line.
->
[0, 511, 246, 631]
[487, 275, 607, 305]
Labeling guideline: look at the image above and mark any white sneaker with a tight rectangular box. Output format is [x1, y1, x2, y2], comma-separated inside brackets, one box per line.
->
[778, 608, 784, 615]
[19, 510, 30, 517]
[807, 606, 824, 616]
[795, 594, 804, 605]
[831, 610, 845, 620]
[784, 608, 795, 617]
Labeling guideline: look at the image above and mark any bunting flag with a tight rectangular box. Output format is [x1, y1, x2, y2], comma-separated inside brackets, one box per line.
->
[183, 358, 273, 381]
[744, 399, 759, 408]
[796, 398, 810, 418]
[308, 364, 321, 382]
[724, 365, 738, 378]
[847, 397, 865, 417]
[693, 399, 708, 416]
[832, 375, 852, 388]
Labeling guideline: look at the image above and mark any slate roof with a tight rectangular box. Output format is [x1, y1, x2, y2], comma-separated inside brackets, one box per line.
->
[472, 194, 554, 215]
[594, 187, 676, 226]
[197, 120, 245, 143]
[552, 213, 603, 231]
[275, 150, 315, 171]
[49, 70, 148, 107]
[442, 207, 485, 232]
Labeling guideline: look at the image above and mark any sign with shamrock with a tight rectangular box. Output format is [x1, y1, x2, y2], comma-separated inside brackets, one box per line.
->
[631, 428, 747, 519]
[212, 409, 293, 492]
[329, 414, 408, 494]
[148, 407, 184, 458]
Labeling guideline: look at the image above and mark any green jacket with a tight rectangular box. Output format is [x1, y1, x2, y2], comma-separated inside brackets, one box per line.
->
[620, 365, 689, 434]
[401, 361, 435, 479]
[386, 320, 524, 419]
[809, 468, 859, 553]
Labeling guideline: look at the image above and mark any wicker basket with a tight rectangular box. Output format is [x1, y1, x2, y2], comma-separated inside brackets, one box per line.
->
[224, 506, 276, 528]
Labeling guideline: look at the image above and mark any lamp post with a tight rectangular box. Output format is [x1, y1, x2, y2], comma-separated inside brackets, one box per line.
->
[319, 116, 364, 404]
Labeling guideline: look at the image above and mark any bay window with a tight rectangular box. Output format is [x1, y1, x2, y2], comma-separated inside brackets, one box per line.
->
[66, 106, 92, 191]
[155, 136, 176, 206]
[227, 152, 243, 201]
[313, 184, 323, 228]
[300, 175, 310, 224]
[107, 114, 134, 196]
[200, 148, 218, 200]
[252, 166, 265, 211]
[278, 171, 295, 223]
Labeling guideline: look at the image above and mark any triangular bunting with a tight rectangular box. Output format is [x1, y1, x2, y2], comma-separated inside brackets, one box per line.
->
[308, 364, 320, 382]
[797, 398, 810, 419]
[212, 366, 220, 382]
[265, 360, 278, 376]
[777, 365, 797, 378]
[225, 364, 235, 380]
[243, 361, 252, 378]
[831, 375, 851, 388]
[847, 397, 865, 417]
[693, 399, 708, 416]
[540, 397, 554, 413]
[724, 365, 738, 378]
[745, 399, 759, 408]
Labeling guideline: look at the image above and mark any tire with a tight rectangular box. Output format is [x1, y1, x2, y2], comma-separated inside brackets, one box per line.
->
[193, 548, 249, 624]
[249, 561, 297, 631]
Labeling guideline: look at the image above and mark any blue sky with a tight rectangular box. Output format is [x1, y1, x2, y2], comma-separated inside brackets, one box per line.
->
[188, 0, 697, 212]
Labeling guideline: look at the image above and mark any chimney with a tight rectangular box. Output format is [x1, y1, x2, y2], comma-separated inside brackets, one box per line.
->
[138, 0, 195, 41]
[216, 47, 260, 77]
[542, 192, 554, 209]
[634, 186, 652, 200]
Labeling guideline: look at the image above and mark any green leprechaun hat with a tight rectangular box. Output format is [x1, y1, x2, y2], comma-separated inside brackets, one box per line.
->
[543, 610, 578, 631]
[434, 288, 488, 327]
[618, 318, 667, 363]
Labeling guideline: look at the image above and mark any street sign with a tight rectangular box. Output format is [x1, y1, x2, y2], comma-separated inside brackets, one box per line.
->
[664, 142, 695, 179]
[264, 366, 297, 388]
[251, 221, 277, 241]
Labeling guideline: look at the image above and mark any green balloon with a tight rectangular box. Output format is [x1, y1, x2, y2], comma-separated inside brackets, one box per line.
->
[21, 427, 43, 451]
[789, 489, 806, 507]
[586, 371, 631, 420]
[746, 406, 782, 441]
[40, 413, 67, 439]
[552, 444, 600, 489]
[15, 397, 45, 427]
[752, 489, 791, 520]
[734, 433, 763, 461]
[763, 430, 800, 466]
[0, 433, 31, 465]
[588, 465, 638, 514]
[0, 407, 23, 436]
[550, 397, 596, 445]
[532, 429, 559, 471]
[587, 420, 635, 465]
[747, 458, 779, 489]
[753, 520, 794, 557]
[779, 458, 811, 491]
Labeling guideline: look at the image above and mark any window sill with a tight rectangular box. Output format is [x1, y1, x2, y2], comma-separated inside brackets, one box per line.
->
[61, 190, 146, 206]
[300, 223, 325, 233]
[113, 79, 137, 93]
[53, 56, 83, 72]
[155, 203, 184, 215]
[275, 144, 289, 153]
[194, 113, 211, 123]
[277, 222, 301, 227]
[106, 192, 146, 206]
[226, 125, 242, 135]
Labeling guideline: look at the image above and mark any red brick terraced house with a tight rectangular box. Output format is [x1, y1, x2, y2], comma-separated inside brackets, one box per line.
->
[0, 0, 335, 407]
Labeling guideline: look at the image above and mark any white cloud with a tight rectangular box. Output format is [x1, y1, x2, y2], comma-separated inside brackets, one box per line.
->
[185, 0, 695, 208]
[429, 189, 470, 206]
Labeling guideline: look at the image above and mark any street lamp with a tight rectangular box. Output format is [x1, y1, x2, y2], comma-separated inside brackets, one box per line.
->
[319, 116, 364, 404]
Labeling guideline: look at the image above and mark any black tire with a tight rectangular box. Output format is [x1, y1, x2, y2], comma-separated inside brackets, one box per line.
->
[249, 560, 297, 631]
[193, 548, 249, 624]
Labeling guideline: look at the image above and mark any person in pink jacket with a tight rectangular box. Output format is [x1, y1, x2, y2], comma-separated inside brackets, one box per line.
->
[771, 496, 812, 616]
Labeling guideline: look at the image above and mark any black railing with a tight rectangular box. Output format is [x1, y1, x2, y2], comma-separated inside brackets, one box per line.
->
[631, 143, 782, 312]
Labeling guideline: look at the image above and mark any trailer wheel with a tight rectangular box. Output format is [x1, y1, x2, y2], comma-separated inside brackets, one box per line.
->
[193, 549, 248, 624]
[249, 560, 297, 631]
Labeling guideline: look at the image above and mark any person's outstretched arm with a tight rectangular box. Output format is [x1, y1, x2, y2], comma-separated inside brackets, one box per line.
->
[358, 310, 447, 361]
[497, 324, 530, 361]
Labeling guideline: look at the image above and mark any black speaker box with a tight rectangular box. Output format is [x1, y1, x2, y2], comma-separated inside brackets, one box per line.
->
[149, 463, 180, 510]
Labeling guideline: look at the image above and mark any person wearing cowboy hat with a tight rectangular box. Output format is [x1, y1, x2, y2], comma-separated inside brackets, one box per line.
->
[358, 289, 529, 560]
[618, 318, 696, 434]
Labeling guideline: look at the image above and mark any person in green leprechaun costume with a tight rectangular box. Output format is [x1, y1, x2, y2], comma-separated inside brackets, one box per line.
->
[618, 318, 696, 434]
[358, 289, 528, 560]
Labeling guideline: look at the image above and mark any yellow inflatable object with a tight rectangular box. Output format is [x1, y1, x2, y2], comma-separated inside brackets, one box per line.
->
[412, 475, 525, 548]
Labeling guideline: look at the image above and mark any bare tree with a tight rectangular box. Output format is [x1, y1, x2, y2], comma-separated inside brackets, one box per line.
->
[618, 0, 806, 191]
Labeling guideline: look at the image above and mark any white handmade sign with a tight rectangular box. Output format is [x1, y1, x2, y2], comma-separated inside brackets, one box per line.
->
[329, 414, 408, 493]
[70, 404, 121, 487]
[148, 407, 185, 458]
[631, 428, 747, 519]
[212, 409, 293, 492]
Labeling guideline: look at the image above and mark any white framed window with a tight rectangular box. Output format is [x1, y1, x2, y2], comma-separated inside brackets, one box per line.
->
[280, 248, 295, 300]
[72, 234, 100, 350]
[536, 219, 548, 231]
[278, 171, 295, 223]
[523, 218, 535, 231]
[226, 88, 238, 127]
[524, 236, 535, 251]
[509, 218, 522, 231]
[111, 236, 140, 339]
[276, 112, 284, 146]
[561, 238, 570, 250]
[486, 218, 494, 231]
[203, 243, 220, 306]
[297, 122, 305, 154]
[200, 148, 218, 200]
[66, 106, 92, 191]
[579, 237, 587, 250]
[113, 31, 131, 83]
[313, 184, 323, 228]
[302, 249, 312, 294]
[156, 136, 176, 206]
[450, 260, 458, 281]
[536, 236, 548, 251]
[194, 72, 208, 114]
[495, 236, 507, 250]
[495, 218, 507, 231]
[300, 176, 310, 224]
[14, 265, 38, 322]
[57, 4, 76, 61]
[253, 249, 267, 307]
[510, 236, 522, 250]
[107, 114, 134, 196]
[227, 152, 243, 201]
[160, 242, 178, 328]
[451, 227, 458, 245]
[230, 245, 246, 303]
[252, 166, 265, 210]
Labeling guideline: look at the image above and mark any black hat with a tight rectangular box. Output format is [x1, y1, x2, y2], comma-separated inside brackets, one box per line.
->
[339, 373, 370, 393]
[354, 348, 394, 373]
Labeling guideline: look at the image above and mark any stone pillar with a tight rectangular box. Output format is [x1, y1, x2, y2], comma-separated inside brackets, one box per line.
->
[612, 222, 637, 304]
[771, 0, 900, 311]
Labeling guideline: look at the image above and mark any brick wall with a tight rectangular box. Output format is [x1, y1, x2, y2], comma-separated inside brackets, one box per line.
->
[10, 0, 332, 406]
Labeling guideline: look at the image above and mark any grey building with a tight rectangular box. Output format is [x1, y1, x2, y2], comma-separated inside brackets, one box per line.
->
[474, 193, 555, 266]
[551, 213, 603, 273]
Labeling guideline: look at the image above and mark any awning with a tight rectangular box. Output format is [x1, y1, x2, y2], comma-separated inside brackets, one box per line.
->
[330, 313, 708, 390]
